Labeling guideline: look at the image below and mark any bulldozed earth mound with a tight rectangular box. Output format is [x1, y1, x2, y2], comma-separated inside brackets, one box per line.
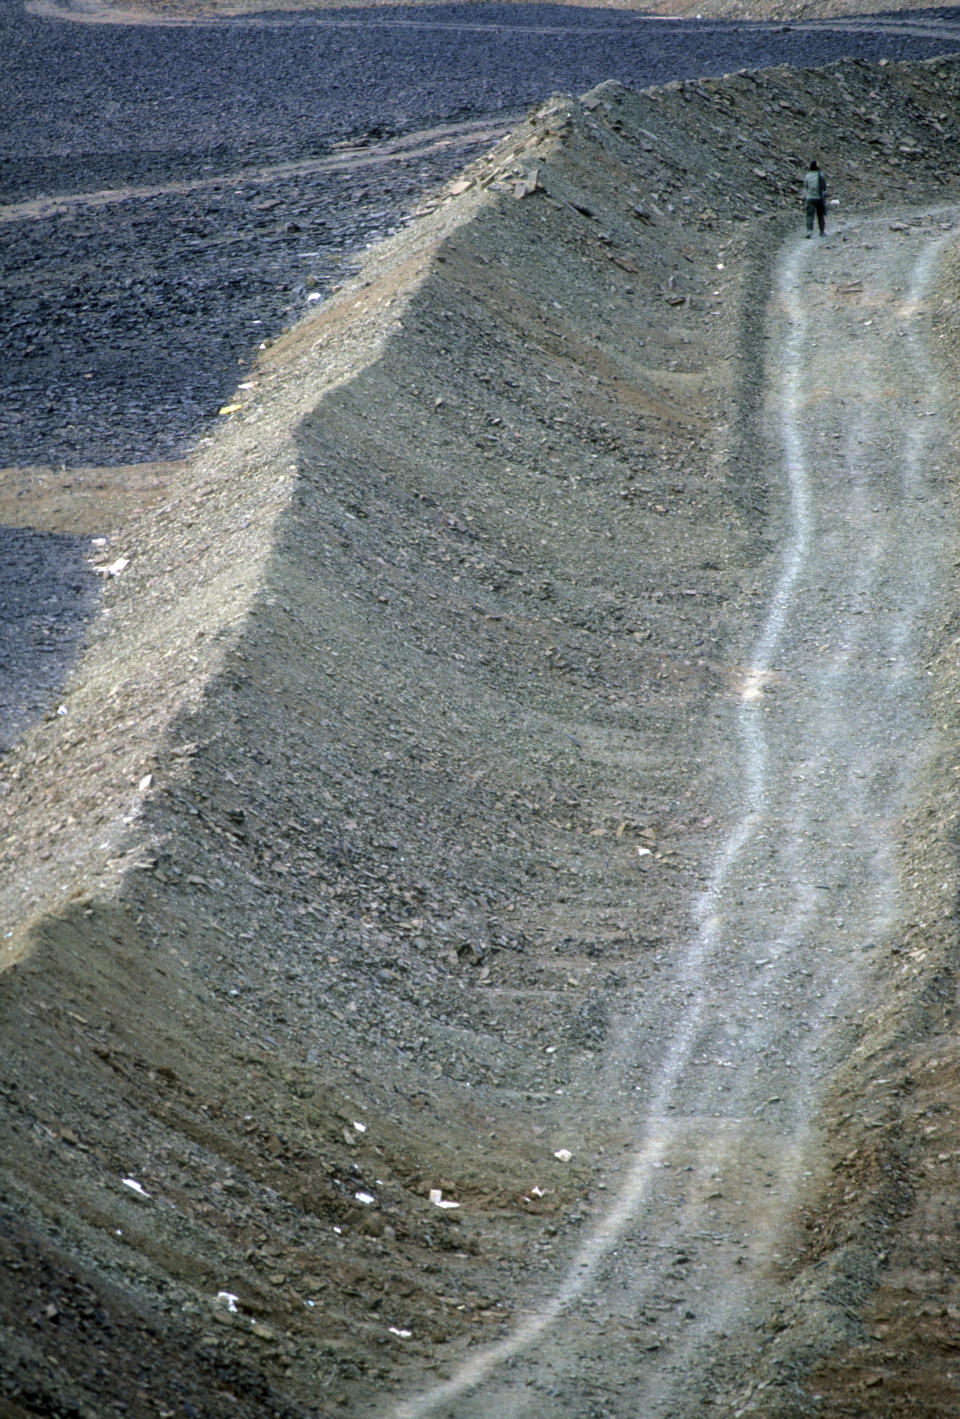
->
[5, 50, 960, 1419]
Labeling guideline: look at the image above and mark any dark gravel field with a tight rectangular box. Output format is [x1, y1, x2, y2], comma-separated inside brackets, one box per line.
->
[4, 2, 960, 470]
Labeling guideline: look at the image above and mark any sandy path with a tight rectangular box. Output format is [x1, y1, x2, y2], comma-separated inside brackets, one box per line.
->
[381, 207, 960, 1417]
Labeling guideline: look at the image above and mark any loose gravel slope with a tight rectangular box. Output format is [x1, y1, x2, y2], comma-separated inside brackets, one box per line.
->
[6, 48, 960, 1419]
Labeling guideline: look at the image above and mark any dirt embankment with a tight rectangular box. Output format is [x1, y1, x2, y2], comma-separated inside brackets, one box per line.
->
[5, 52, 960, 1419]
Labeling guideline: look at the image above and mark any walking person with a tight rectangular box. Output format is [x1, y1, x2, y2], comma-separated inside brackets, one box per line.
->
[803, 159, 827, 237]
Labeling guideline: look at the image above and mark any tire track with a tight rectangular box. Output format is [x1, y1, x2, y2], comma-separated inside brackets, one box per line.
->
[383, 208, 960, 1418]
[26, 0, 960, 49]
[0, 119, 514, 225]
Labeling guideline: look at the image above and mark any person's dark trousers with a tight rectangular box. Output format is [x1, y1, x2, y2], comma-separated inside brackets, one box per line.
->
[805, 198, 826, 236]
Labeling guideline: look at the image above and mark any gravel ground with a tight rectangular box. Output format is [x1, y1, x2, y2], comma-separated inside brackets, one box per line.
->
[6, 9, 960, 1419]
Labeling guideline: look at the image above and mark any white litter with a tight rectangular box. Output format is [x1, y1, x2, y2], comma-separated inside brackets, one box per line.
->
[553, 1149, 573, 1163]
[95, 557, 130, 579]
[353, 1120, 367, 1133]
[216, 1291, 239, 1313]
[637, 846, 652, 857]
[429, 1188, 461, 1209]
[355, 1191, 375, 1206]
[121, 1177, 150, 1198]
[389, 1327, 412, 1338]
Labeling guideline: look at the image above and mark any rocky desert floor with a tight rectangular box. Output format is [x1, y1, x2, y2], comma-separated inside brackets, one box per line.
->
[7, 4, 960, 1419]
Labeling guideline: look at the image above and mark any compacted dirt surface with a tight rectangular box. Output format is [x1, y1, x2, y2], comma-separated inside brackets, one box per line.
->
[8, 6, 960, 1419]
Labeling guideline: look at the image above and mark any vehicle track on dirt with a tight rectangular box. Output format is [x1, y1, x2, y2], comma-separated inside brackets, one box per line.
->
[26, 0, 960, 45]
[383, 206, 960, 1419]
[0, 119, 515, 226]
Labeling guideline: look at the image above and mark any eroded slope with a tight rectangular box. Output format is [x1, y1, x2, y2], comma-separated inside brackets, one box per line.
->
[4, 56, 960, 1419]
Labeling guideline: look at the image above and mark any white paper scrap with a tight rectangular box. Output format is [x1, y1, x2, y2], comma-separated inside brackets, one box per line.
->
[429, 1188, 461, 1209]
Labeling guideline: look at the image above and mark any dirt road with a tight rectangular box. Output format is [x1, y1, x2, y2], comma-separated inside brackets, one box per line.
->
[380, 209, 960, 1418]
